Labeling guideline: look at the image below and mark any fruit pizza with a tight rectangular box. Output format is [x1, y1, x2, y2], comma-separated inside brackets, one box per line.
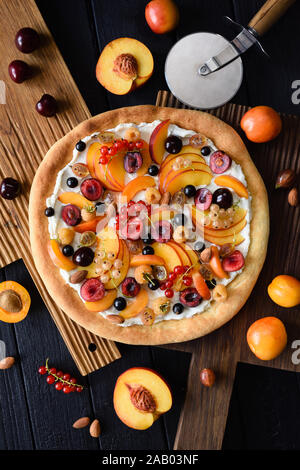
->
[29, 106, 269, 344]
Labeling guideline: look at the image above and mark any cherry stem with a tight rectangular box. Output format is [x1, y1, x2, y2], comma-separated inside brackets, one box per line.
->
[45, 358, 84, 390]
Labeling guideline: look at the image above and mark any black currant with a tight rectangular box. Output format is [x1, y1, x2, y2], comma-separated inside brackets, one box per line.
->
[148, 279, 160, 290]
[173, 303, 184, 314]
[148, 165, 159, 176]
[76, 140, 86, 152]
[205, 279, 217, 290]
[142, 246, 154, 255]
[184, 185, 196, 198]
[114, 297, 127, 311]
[201, 146, 211, 156]
[62, 245, 74, 257]
[67, 177, 78, 188]
[194, 241, 205, 253]
[44, 207, 54, 217]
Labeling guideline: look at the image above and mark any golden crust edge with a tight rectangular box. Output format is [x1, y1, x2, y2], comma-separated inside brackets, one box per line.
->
[29, 105, 269, 345]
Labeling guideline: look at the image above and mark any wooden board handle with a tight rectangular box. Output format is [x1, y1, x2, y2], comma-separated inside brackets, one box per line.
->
[248, 0, 295, 36]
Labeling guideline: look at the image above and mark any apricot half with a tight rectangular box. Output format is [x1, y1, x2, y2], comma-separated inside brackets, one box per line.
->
[113, 367, 172, 430]
[0, 281, 31, 323]
[96, 38, 154, 95]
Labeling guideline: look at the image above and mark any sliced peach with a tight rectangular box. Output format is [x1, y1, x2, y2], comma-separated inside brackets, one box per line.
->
[121, 176, 156, 202]
[181, 243, 200, 268]
[130, 254, 165, 267]
[214, 175, 249, 199]
[151, 208, 175, 224]
[168, 241, 192, 267]
[149, 120, 170, 164]
[48, 240, 76, 271]
[160, 150, 205, 171]
[96, 38, 154, 95]
[204, 232, 245, 247]
[97, 226, 120, 257]
[74, 216, 106, 233]
[113, 367, 172, 430]
[152, 242, 182, 272]
[94, 153, 123, 192]
[165, 168, 212, 195]
[105, 240, 130, 289]
[119, 289, 149, 319]
[85, 289, 117, 312]
[86, 142, 99, 178]
[192, 271, 211, 300]
[204, 219, 247, 239]
[160, 160, 211, 192]
[58, 192, 94, 209]
[136, 141, 152, 177]
[209, 246, 229, 279]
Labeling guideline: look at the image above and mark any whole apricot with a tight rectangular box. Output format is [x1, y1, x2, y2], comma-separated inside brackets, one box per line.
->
[268, 275, 300, 308]
[247, 316, 287, 361]
[145, 0, 179, 34]
[240, 106, 282, 143]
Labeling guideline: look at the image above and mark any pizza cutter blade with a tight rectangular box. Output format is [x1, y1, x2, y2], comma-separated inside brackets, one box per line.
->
[165, 0, 295, 109]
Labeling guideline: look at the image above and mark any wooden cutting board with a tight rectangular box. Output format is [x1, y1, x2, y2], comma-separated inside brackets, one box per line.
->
[156, 91, 300, 450]
[0, 0, 121, 375]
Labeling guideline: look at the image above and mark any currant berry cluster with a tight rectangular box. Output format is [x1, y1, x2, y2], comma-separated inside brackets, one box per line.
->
[159, 265, 193, 298]
[99, 139, 144, 165]
[115, 200, 151, 233]
[38, 359, 84, 394]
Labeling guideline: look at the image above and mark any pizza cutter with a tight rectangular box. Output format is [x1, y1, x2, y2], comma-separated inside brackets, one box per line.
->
[165, 0, 295, 109]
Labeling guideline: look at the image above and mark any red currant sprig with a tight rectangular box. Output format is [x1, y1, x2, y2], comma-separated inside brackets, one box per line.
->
[38, 359, 84, 394]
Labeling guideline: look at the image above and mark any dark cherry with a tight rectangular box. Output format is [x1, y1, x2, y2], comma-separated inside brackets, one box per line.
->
[36, 94, 57, 117]
[73, 247, 94, 267]
[61, 204, 81, 226]
[114, 297, 127, 311]
[80, 178, 103, 201]
[184, 185, 196, 198]
[142, 234, 154, 245]
[180, 287, 202, 307]
[44, 207, 54, 217]
[67, 177, 78, 188]
[148, 279, 160, 291]
[165, 135, 182, 154]
[124, 151, 143, 173]
[0, 178, 21, 200]
[173, 303, 184, 314]
[201, 146, 211, 156]
[142, 246, 154, 255]
[148, 164, 159, 177]
[75, 140, 86, 152]
[15, 27, 40, 53]
[173, 213, 187, 226]
[194, 241, 205, 253]
[205, 279, 217, 290]
[62, 245, 74, 257]
[122, 277, 140, 298]
[8, 60, 30, 83]
[212, 188, 233, 210]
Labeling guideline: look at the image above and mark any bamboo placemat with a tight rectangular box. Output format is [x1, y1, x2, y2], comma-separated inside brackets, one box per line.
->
[0, 0, 120, 375]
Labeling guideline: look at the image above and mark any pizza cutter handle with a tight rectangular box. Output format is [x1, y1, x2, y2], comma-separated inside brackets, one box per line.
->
[248, 0, 295, 36]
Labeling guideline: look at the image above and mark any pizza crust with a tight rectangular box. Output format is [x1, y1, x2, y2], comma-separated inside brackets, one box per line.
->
[29, 105, 269, 345]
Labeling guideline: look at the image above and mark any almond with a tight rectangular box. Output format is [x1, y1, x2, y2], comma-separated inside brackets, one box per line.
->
[106, 314, 124, 324]
[288, 187, 298, 207]
[89, 419, 101, 438]
[200, 247, 212, 263]
[72, 417, 90, 429]
[69, 270, 88, 284]
[0, 356, 15, 370]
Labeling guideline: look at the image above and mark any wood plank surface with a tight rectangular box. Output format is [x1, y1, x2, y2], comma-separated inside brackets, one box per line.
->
[0, 0, 120, 375]
[156, 91, 300, 450]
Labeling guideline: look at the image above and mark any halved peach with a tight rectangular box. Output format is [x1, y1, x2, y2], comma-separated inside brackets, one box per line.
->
[105, 240, 130, 289]
[48, 240, 76, 271]
[152, 242, 182, 272]
[119, 288, 149, 319]
[214, 175, 249, 199]
[209, 246, 229, 279]
[96, 38, 154, 95]
[113, 367, 172, 430]
[85, 289, 117, 312]
[130, 254, 165, 267]
[74, 216, 106, 233]
[149, 120, 170, 164]
[165, 169, 212, 195]
[58, 192, 94, 209]
[121, 176, 156, 202]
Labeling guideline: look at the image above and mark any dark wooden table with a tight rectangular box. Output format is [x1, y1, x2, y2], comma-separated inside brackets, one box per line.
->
[1, 0, 300, 451]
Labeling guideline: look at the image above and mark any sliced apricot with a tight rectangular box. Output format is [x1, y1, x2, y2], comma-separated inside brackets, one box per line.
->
[204, 232, 245, 247]
[85, 289, 117, 312]
[214, 175, 249, 199]
[209, 246, 229, 279]
[74, 216, 106, 233]
[119, 289, 149, 319]
[105, 240, 130, 289]
[0, 281, 31, 324]
[167, 241, 191, 267]
[165, 169, 212, 195]
[152, 242, 182, 272]
[192, 271, 211, 300]
[121, 176, 156, 202]
[149, 120, 170, 164]
[130, 254, 165, 267]
[58, 192, 94, 209]
[48, 240, 76, 271]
